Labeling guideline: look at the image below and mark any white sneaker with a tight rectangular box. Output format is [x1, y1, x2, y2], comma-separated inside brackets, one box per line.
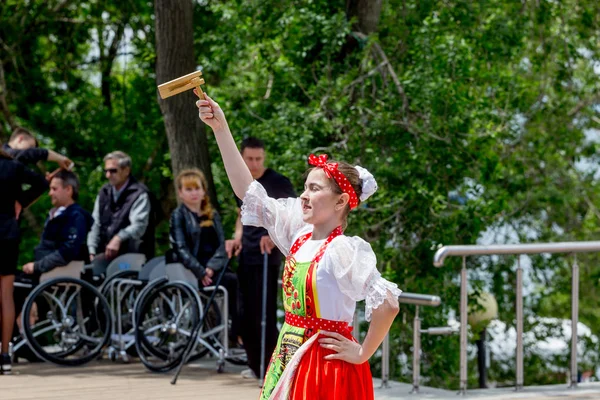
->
[0, 354, 11, 375]
[241, 368, 257, 379]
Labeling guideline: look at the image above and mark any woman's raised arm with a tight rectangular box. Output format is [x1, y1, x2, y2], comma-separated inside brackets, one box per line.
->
[196, 92, 253, 199]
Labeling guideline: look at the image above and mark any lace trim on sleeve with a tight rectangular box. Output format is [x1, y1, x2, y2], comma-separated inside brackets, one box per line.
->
[364, 276, 402, 322]
[240, 180, 269, 228]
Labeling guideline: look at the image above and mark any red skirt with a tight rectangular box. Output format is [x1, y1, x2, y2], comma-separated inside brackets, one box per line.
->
[288, 333, 374, 400]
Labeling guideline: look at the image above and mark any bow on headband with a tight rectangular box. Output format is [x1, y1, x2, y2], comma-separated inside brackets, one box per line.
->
[308, 154, 338, 179]
[308, 153, 359, 210]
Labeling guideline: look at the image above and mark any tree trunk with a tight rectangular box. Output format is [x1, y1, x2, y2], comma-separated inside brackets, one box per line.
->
[346, 0, 383, 34]
[154, 0, 216, 207]
[0, 60, 15, 138]
[101, 23, 126, 111]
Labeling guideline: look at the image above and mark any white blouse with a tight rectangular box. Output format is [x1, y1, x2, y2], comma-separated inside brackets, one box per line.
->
[241, 181, 402, 322]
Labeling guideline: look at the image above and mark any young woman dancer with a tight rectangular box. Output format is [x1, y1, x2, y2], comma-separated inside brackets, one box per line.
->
[196, 92, 401, 399]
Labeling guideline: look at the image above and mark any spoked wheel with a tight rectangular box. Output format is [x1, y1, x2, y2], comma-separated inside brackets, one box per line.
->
[181, 290, 247, 366]
[22, 277, 112, 366]
[195, 291, 247, 367]
[134, 280, 201, 373]
[187, 296, 222, 362]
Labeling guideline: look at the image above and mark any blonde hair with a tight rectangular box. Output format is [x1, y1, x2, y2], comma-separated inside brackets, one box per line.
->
[176, 168, 214, 227]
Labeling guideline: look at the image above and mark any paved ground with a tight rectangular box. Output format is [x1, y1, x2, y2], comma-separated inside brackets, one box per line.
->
[4, 360, 600, 399]
[3, 360, 260, 400]
[373, 380, 600, 400]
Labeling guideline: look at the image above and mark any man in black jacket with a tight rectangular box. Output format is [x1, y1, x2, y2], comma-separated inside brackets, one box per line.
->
[227, 137, 296, 380]
[87, 151, 155, 262]
[22, 170, 93, 275]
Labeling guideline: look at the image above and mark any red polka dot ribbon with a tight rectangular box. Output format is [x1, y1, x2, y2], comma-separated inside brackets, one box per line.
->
[285, 312, 351, 336]
[308, 154, 359, 210]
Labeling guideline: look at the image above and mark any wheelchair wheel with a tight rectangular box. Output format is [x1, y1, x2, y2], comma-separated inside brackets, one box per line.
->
[22, 277, 112, 366]
[134, 280, 201, 372]
[187, 299, 222, 362]
[193, 290, 247, 366]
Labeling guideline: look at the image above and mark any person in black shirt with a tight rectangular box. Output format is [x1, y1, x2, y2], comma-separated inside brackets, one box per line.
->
[3, 127, 73, 218]
[0, 149, 48, 374]
[167, 169, 241, 344]
[226, 137, 296, 380]
[3, 127, 73, 169]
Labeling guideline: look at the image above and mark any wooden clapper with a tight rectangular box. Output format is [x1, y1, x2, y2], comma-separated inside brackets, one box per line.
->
[157, 70, 206, 100]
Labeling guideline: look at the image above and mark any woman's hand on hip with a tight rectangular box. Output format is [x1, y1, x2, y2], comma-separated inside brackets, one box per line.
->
[319, 331, 367, 364]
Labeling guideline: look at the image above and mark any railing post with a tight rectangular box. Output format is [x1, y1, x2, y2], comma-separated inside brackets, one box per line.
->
[353, 307, 360, 340]
[570, 254, 579, 388]
[412, 306, 421, 393]
[516, 256, 524, 391]
[396, 293, 443, 392]
[459, 256, 468, 395]
[381, 333, 390, 388]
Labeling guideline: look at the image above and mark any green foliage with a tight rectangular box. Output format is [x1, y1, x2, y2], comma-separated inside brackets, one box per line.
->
[2, 0, 600, 389]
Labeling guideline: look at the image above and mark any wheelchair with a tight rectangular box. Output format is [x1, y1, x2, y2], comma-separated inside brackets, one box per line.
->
[11, 261, 112, 366]
[133, 263, 246, 373]
[99, 254, 165, 362]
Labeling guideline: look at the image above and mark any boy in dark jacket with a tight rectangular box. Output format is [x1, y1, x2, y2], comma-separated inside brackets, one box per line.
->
[3, 127, 72, 169]
[22, 170, 92, 275]
[4, 127, 73, 219]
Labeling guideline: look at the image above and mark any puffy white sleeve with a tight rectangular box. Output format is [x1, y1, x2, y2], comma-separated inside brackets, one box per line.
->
[323, 236, 402, 322]
[240, 180, 308, 255]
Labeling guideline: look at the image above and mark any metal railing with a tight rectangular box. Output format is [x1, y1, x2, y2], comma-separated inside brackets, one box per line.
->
[433, 241, 600, 394]
[379, 292, 445, 389]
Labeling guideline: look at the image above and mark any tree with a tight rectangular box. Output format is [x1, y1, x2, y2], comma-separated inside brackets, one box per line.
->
[2, 0, 600, 389]
[154, 0, 216, 202]
[346, 0, 383, 34]
[191, 0, 600, 388]
[0, 0, 174, 256]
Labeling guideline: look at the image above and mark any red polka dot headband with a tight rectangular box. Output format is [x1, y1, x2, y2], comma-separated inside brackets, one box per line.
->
[308, 154, 359, 210]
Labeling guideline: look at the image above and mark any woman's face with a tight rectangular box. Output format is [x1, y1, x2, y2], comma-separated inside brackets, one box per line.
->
[179, 182, 205, 209]
[300, 168, 346, 225]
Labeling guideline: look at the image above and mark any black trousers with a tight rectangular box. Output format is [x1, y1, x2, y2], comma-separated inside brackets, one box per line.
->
[237, 261, 281, 377]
